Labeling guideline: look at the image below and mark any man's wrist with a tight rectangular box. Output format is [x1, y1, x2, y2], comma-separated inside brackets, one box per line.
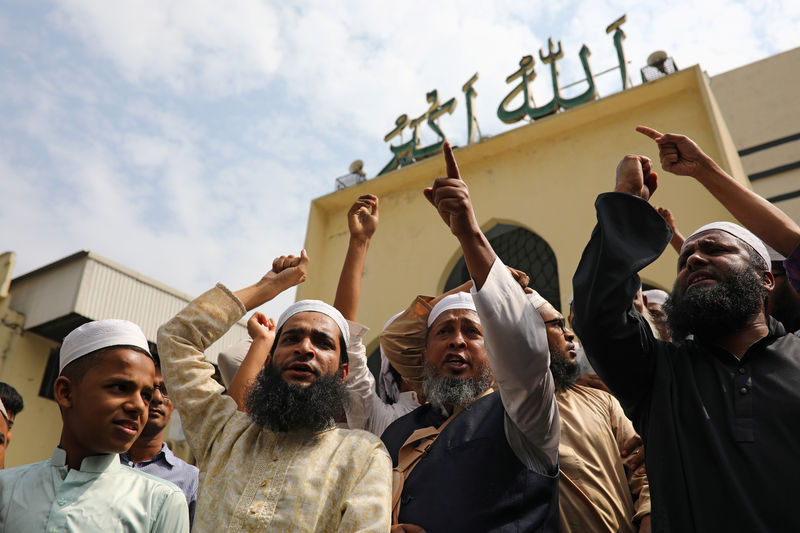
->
[613, 185, 643, 198]
[348, 235, 371, 248]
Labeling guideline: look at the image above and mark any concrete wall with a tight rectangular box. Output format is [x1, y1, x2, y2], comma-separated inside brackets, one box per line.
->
[711, 47, 800, 223]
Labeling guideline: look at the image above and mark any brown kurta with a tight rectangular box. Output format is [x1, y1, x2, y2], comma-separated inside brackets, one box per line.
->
[557, 384, 650, 533]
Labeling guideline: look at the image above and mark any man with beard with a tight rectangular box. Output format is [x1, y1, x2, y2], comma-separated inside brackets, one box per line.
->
[157, 250, 391, 532]
[532, 295, 651, 532]
[381, 143, 560, 532]
[120, 353, 199, 527]
[572, 127, 800, 532]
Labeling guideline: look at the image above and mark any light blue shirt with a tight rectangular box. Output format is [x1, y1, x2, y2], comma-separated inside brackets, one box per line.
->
[0, 448, 189, 533]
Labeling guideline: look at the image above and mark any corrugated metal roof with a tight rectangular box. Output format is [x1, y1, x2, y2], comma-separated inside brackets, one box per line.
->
[10, 251, 247, 364]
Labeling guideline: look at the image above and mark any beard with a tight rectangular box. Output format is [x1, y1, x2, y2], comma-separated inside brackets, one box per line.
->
[664, 265, 767, 342]
[245, 361, 347, 433]
[549, 348, 581, 391]
[422, 361, 493, 414]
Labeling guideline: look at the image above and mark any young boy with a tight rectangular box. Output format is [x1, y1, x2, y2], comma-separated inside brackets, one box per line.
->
[0, 319, 189, 532]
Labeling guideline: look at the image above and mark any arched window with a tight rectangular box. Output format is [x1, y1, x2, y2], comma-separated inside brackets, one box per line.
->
[443, 224, 562, 311]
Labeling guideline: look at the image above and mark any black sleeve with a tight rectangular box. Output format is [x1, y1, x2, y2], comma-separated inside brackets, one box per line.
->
[571, 192, 672, 426]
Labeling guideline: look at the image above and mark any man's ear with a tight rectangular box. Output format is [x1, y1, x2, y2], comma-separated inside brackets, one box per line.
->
[762, 270, 776, 292]
[338, 363, 349, 382]
[53, 376, 75, 409]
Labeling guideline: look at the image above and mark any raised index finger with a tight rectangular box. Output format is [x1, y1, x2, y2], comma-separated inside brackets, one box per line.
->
[443, 141, 461, 180]
[635, 125, 663, 141]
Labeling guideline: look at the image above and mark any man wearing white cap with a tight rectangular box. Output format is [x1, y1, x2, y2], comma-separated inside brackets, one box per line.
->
[641, 289, 670, 341]
[0, 319, 189, 532]
[381, 143, 560, 532]
[156, 250, 391, 532]
[572, 128, 800, 532]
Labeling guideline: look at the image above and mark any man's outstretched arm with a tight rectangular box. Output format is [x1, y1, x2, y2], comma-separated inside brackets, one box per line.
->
[637, 126, 800, 256]
[157, 251, 308, 465]
[572, 155, 671, 427]
[227, 312, 275, 411]
[425, 142, 558, 468]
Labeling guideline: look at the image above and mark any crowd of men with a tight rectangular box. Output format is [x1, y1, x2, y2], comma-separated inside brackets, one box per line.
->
[0, 126, 799, 532]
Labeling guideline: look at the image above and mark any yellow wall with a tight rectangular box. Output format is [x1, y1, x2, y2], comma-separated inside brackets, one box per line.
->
[0, 306, 62, 468]
[298, 66, 751, 351]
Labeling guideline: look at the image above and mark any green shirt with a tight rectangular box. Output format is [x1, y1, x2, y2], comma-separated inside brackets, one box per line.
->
[0, 447, 189, 532]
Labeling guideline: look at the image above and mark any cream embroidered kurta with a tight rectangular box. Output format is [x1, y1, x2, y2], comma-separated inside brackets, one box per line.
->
[157, 284, 392, 533]
[558, 385, 650, 533]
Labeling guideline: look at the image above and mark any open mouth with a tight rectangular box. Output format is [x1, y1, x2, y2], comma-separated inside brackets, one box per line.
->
[686, 272, 716, 290]
[284, 361, 319, 379]
[444, 355, 469, 369]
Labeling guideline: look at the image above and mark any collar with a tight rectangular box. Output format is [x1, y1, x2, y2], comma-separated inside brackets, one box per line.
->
[52, 447, 121, 473]
[159, 442, 177, 466]
[120, 442, 173, 466]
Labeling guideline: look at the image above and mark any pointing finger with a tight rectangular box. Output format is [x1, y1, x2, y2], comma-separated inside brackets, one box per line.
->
[443, 141, 461, 181]
[636, 125, 663, 141]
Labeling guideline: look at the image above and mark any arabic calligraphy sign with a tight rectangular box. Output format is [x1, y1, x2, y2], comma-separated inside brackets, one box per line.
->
[378, 15, 630, 176]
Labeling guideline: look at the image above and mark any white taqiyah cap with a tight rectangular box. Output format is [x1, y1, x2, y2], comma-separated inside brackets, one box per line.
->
[643, 289, 669, 306]
[277, 300, 349, 347]
[527, 290, 548, 309]
[684, 222, 770, 269]
[427, 293, 476, 327]
[60, 319, 151, 374]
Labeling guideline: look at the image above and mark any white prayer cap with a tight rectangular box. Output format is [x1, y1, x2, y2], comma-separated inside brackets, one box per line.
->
[527, 290, 548, 309]
[60, 319, 151, 374]
[276, 300, 349, 347]
[684, 222, 770, 269]
[643, 289, 669, 306]
[0, 398, 7, 423]
[427, 293, 476, 327]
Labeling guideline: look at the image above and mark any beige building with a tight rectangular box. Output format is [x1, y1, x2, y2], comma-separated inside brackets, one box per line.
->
[711, 46, 800, 225]
[298, 64, 750, 361]
[0, 250, 248, 468]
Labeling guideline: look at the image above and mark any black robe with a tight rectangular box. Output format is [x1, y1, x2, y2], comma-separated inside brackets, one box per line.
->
[572, 192, 800, 532]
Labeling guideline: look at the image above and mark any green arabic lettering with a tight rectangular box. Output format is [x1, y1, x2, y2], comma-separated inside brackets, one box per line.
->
[496, 55, 537, 124]
[379, 91, 457, 175]
[606, 15, 629, 90]
[378, 114, 416, 175]
[531, 37, 564, 119]
[555, 44, 596, 108]
[462, 73, 480, 144]
[410, 89, 457, 160]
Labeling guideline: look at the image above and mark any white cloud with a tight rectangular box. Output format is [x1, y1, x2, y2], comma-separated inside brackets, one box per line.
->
[2, 0, 798, 321]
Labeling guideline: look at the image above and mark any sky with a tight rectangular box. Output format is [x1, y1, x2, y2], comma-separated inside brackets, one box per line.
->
[2, 0, 799, 317]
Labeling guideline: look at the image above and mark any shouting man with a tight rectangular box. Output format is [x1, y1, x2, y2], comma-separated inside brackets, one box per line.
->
[572, 127, 800, 532]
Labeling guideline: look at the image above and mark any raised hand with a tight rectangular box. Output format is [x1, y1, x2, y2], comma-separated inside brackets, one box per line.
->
[636, 125, 714, 178]
[235, 250, 311, 312]
[347, 194, 379, 241]
[263, 249, 310, 290]
[507, 266, 533, 294]
[615, 154, 658, 201]
[423, 142, 480, 239]
[247, 312, 275, 342]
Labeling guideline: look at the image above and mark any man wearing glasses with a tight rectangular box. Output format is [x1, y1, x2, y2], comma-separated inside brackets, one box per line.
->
[532, 295, 652, 532]
[120, 352, 199, 528]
